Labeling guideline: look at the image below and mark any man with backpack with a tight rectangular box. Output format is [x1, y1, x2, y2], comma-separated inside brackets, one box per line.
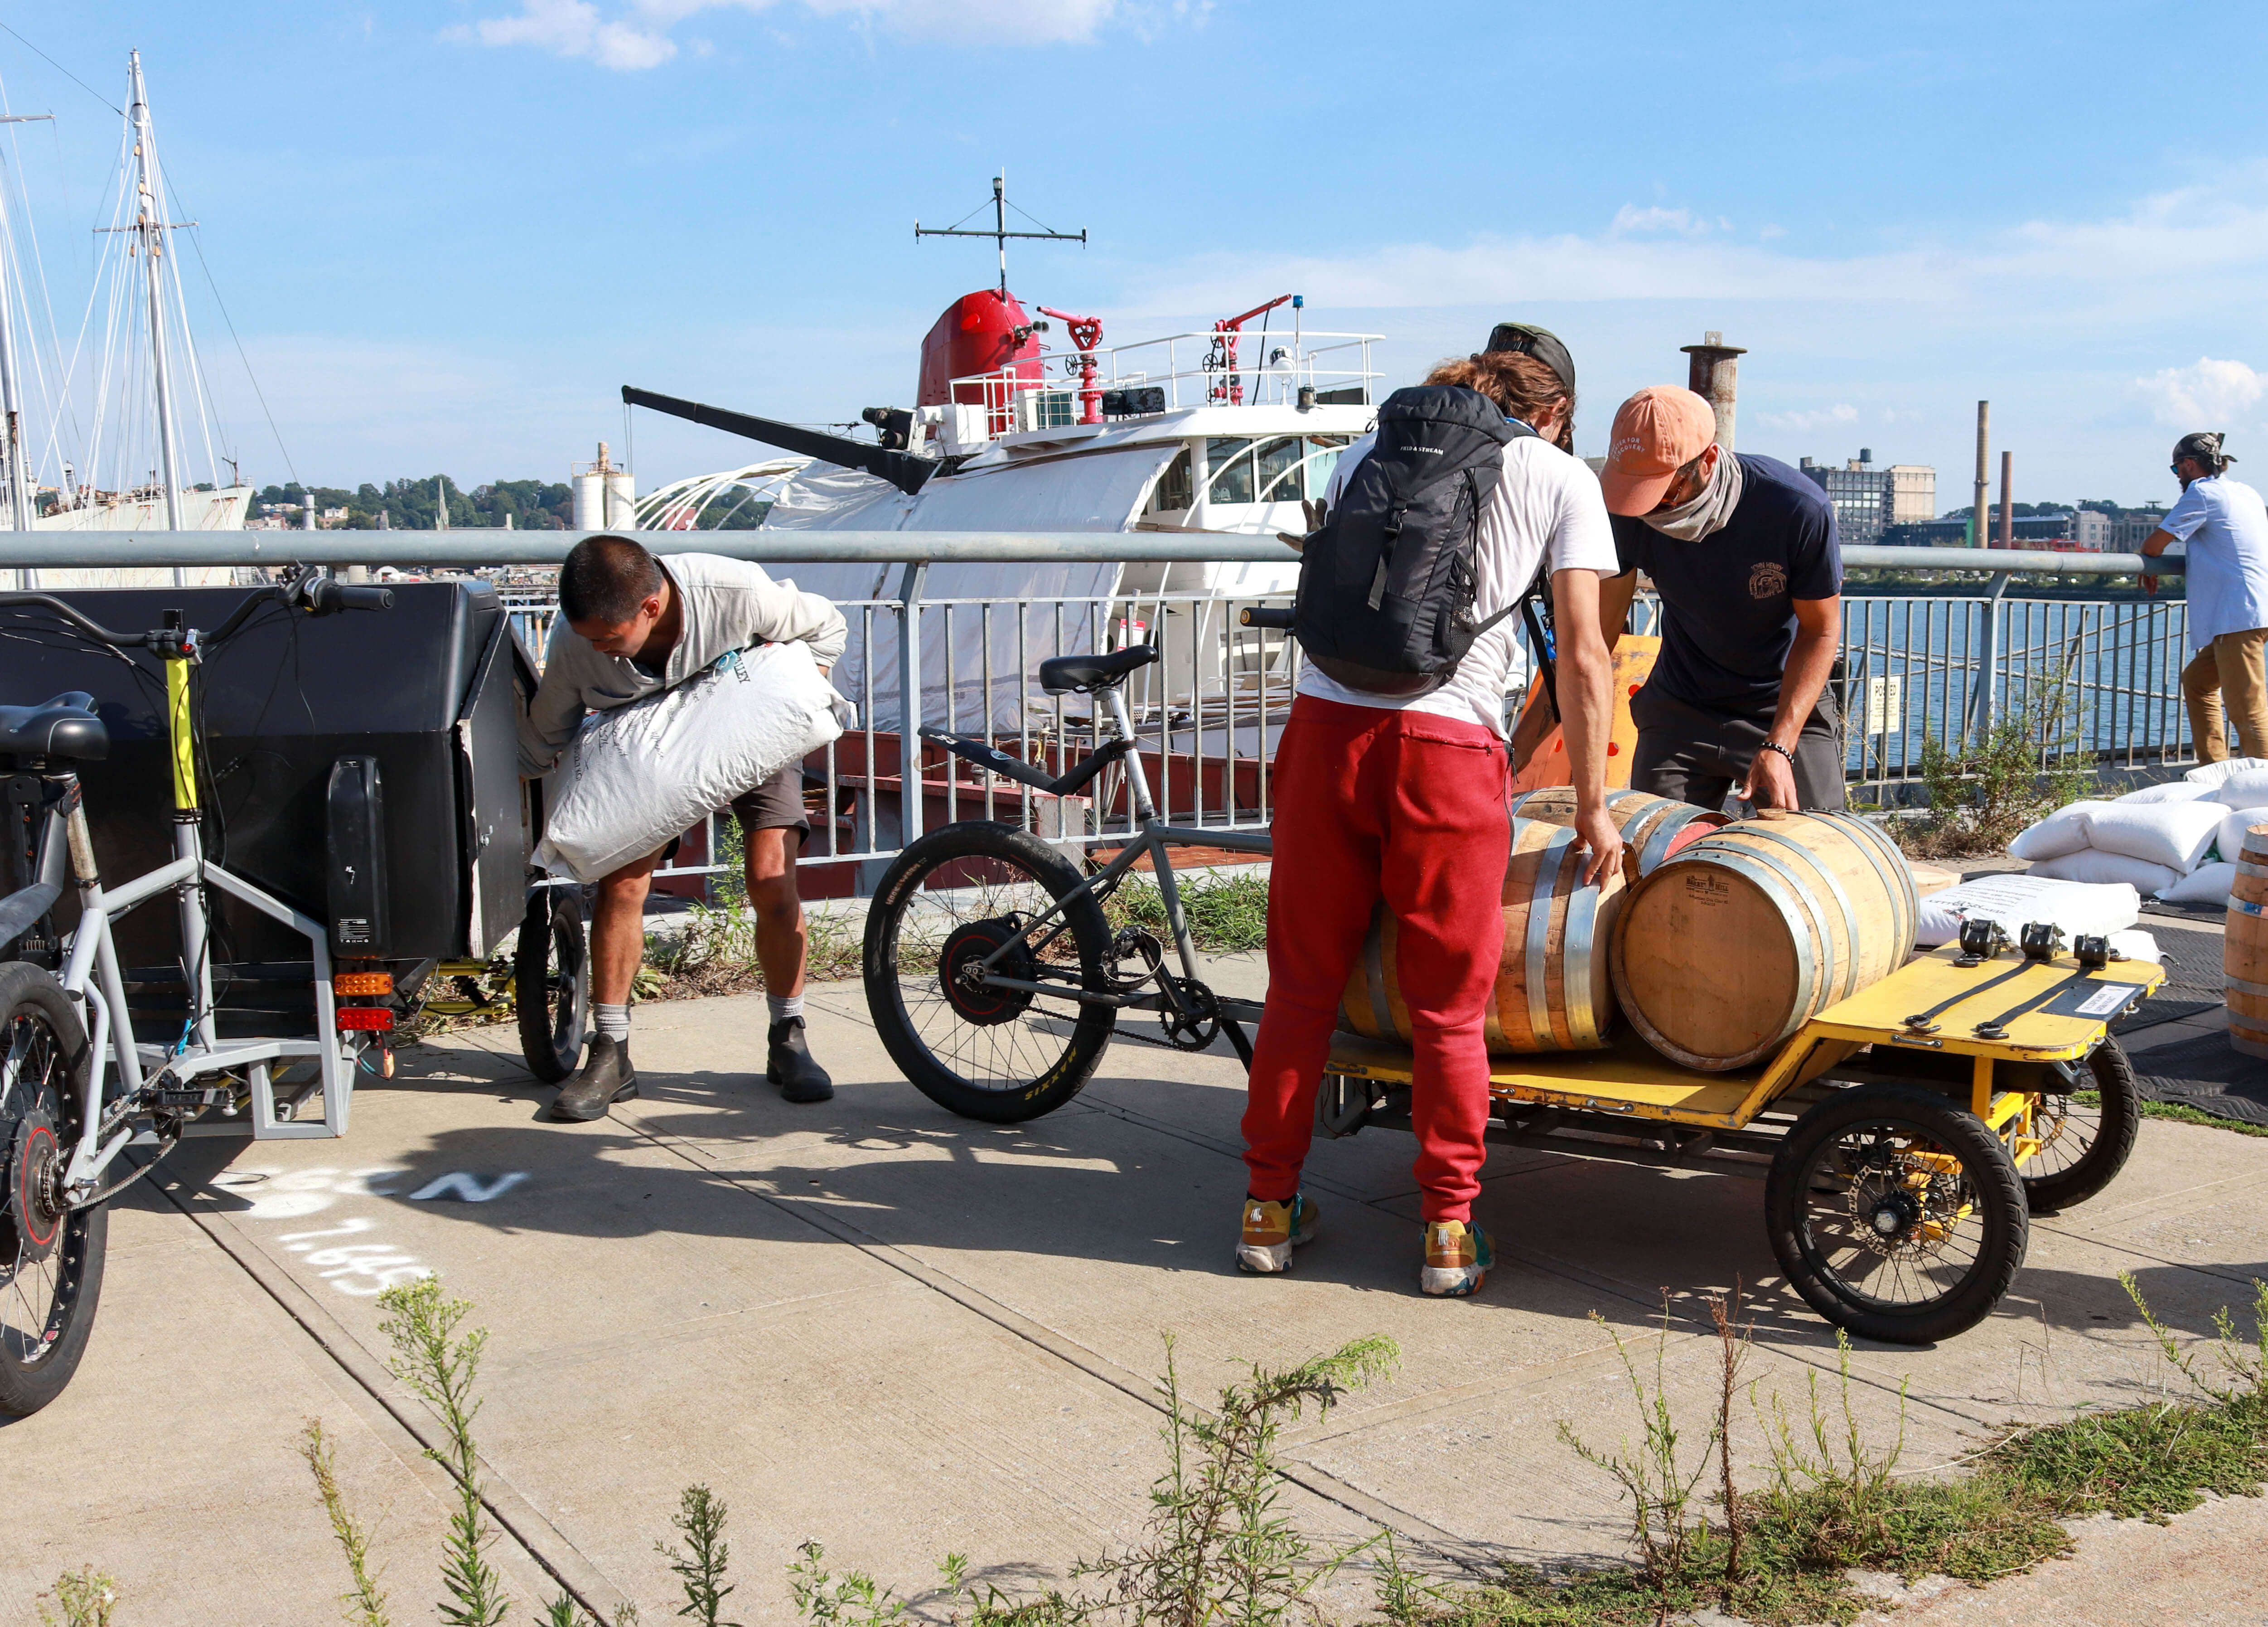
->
[1595, 386, 1845, 813]
[1236, 349, 1624, 1298]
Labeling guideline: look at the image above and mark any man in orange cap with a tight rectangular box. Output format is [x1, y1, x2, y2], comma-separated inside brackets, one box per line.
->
[1595, 386, 1844, 812]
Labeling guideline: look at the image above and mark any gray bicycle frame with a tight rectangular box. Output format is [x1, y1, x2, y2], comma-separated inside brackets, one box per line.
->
[969, 682, 1271, 1012]
[42, 775, 356, 1208]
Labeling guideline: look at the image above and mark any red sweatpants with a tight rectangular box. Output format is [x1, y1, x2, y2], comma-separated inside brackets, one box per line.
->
[1241, 695, 1511, 1223]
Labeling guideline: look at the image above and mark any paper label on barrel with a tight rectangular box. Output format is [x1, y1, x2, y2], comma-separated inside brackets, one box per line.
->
[1683, 875, 1731, 901]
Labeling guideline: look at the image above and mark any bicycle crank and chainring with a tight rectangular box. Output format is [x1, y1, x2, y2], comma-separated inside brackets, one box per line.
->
[3, 1107, 65, 1263]
[939, 917, 1039, 1026]
[1158, 977, 1221, 1051]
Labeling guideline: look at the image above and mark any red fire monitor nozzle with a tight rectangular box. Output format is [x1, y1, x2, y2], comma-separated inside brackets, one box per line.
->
[1039, 306, 1104, 424]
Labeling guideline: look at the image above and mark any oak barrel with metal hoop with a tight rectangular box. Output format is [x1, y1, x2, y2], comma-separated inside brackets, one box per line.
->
[1609, 808, 1920, 1071]
[1341, 817, 1626, 1054]
[1508, 786, 1727, 876]
[2229, 824, 2268, 1060]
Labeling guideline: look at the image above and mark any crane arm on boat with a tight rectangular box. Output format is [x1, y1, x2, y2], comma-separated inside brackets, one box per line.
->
[622, 386, 939, 497]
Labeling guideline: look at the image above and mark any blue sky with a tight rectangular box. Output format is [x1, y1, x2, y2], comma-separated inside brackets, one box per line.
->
[3, 2, 2264, 509]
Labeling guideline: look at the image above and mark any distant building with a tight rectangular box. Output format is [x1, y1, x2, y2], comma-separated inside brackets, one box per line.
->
[1880, 518, 1970, 547]
[1890, 465, 1936, 524]
[1798, 450, 1896, 545]
[2112, 509, 2167, 549]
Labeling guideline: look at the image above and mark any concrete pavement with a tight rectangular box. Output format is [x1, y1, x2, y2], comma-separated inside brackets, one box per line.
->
[7, 946, 2268, 1624]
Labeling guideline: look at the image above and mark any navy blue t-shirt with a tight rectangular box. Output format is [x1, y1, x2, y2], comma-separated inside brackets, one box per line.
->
[1609, 453, 1843, 711]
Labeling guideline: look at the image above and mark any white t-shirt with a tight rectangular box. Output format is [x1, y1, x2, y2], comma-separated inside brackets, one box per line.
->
[1297, 431, 1620, 737]
[2160, 475, 2268, 648]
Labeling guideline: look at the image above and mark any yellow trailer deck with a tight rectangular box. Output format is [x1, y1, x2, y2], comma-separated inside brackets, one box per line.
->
[1315, 942, 2166, 1345]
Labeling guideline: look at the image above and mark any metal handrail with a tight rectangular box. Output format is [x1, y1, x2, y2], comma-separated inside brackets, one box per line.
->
[0, 530, 2191, 574]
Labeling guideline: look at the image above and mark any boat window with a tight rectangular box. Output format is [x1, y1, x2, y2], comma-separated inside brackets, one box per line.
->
[1301, 436, 1351, 499]
[1206, 438, 1256, 505]
[1254, 438, 1305, 504]
[1147, 448, 1193, 514]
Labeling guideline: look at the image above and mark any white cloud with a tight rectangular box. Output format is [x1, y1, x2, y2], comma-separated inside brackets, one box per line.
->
[1609, 204, 1707, 238]
[1752, 403, 1859, 433]
[452, 0, 1122, 68]
[2136, 357, 2264, 429]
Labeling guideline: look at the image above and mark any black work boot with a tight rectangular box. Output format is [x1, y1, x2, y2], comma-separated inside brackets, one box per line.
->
[552, 1034, 638, 1121]
[767, 1017, 834, 1104]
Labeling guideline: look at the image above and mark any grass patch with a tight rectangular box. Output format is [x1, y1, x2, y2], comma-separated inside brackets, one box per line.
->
[2075, 1088, 2268, 1139]
[1101, 867, 1270, 955]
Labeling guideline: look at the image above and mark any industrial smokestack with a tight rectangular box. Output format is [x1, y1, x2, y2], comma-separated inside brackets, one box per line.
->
[1680, 330, 1746, 450]
[1998, 450, 2014, 549]
[1973, 402, 1990, 549]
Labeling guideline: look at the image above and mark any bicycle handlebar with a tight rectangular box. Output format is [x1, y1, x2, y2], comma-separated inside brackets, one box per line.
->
[0, 592, 157, 648]
[1238, 606, 1296, 630]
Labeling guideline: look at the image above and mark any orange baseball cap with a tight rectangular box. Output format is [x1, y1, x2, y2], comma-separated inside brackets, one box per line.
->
[1601, 386, 1719, 515]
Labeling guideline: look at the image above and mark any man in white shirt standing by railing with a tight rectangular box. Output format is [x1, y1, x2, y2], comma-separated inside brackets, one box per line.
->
[2144, 431, 2268, 763]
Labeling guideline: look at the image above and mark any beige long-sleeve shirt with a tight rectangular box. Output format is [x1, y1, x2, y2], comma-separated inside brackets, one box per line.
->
[518, 552, 848, 776]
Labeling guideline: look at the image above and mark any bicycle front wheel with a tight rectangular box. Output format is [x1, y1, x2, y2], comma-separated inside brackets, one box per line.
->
[863, 821, 1116, 1123]
[0, 959, 106, 1417]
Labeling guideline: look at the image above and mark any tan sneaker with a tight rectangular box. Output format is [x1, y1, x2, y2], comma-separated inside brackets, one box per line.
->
[1235, 1193, 1320, 1274]
[1421, 1219, 1494, 1297]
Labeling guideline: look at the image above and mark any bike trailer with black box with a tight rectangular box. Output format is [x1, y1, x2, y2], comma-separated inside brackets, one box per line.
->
[0, 579, 586, 1094]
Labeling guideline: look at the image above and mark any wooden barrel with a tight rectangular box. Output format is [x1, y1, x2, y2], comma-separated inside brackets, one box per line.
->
[1509, 787, 1728, 876]
[1341, 816, 1626, 1054]
[2229, 824, 2268, 1060]
[1610, 809, 1920, 1071]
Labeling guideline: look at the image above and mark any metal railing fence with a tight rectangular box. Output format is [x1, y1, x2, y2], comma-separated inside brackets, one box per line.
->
[0, 530, 2200, 889]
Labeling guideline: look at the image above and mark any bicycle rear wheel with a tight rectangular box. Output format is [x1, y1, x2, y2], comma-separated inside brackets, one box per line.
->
[516, 890, 589, 1084]
[863, 822, 1116, 1122]
[0, 959, 105, 1417]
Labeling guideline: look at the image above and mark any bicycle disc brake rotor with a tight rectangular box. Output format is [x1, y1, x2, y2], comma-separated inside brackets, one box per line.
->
[1159, 978, 1220, 1051]
[4, 1107, 64, 1264]
[940, 918, 1039, 1027]
[1842, 1138, 1964, 1263]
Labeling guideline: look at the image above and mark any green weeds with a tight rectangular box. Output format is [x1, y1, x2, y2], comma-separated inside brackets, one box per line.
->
[1102, 868, 1270, 956]
[1904, 681, 2093, 860]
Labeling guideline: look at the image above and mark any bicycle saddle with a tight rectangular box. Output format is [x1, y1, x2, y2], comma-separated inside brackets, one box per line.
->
[1038, 644, 1160, 695]
[0, 692, 107, 760]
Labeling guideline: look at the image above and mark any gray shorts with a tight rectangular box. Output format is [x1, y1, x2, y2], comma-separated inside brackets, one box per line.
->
[660, 764, 809, 865]
[1629, 684, 1846, 814]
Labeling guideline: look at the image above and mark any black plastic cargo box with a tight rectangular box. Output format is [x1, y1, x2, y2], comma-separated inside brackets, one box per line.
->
[0, 582, 532, 1005]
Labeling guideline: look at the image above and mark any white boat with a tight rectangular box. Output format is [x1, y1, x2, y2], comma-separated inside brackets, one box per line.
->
[635, 278, 1383, 736]
[0, 52, 250, 584]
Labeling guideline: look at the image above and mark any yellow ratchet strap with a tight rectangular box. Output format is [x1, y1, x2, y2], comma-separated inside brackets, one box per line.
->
[167, 655, 197, 812]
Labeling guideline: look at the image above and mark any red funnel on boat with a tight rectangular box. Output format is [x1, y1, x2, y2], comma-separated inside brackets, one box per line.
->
[918, 290, 1044, 431]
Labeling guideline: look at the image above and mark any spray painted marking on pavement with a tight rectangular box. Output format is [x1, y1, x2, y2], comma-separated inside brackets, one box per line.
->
[209, 1165, 530, 1297]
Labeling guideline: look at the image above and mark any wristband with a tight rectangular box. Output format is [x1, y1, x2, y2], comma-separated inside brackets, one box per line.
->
[1760, 741, 1797, 769]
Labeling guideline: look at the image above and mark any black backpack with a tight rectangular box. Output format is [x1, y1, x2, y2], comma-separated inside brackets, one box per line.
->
[1294, 385, 1537, 697]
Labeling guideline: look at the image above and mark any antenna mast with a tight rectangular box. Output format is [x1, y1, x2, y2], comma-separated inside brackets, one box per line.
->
[914, 172, 1085, 295]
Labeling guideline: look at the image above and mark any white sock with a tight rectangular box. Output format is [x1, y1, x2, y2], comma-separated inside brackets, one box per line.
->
[768, 993, 804, 1027]
[595, 1003, 630, 1042]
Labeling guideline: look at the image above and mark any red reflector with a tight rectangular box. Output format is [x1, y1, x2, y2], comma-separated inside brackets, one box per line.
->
[335, 1007, 394, 1031]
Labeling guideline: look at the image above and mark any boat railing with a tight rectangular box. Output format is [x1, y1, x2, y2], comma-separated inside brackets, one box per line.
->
[946, 330, 1383, 430]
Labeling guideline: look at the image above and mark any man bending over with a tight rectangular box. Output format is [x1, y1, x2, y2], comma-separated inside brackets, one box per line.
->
[521, 535, 848, 1122]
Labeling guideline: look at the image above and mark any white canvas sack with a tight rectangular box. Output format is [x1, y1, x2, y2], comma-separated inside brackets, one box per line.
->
[2115, 781, 2217, 804]
[2006, 801, 2111, 862]
[2218, 808, 2268, 864]
[2082, 801, 2226, 871]
[2157, 861, 2237, 905]
[2026, 849, 2182, 893]
[1914, 872, 2139, 947]
[536, 641, 854, 882]
[2184, 756, 2268, 787]
[2208, 768, 2268, 809]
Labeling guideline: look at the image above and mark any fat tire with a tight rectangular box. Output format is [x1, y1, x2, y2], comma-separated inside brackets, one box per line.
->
[0, 959, 106, 1418]
[2021, 1040, 2141, 1215]
[1765, 1081, 2028, 1346]
[515, 891, 588, 1084]
[864, 821, 1115, 1123]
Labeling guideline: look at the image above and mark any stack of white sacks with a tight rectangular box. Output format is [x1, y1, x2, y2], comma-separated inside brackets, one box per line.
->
[2008, 756, 2268, 906]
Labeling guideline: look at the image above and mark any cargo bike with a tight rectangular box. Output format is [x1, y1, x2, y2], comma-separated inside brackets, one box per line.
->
[862, 641, 2162, 1346]
[0, 573, 589, 1416]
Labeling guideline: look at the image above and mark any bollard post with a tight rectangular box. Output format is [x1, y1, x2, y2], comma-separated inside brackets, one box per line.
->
[1966, 570, 2011, 738]
[896, 559, 928, 850]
